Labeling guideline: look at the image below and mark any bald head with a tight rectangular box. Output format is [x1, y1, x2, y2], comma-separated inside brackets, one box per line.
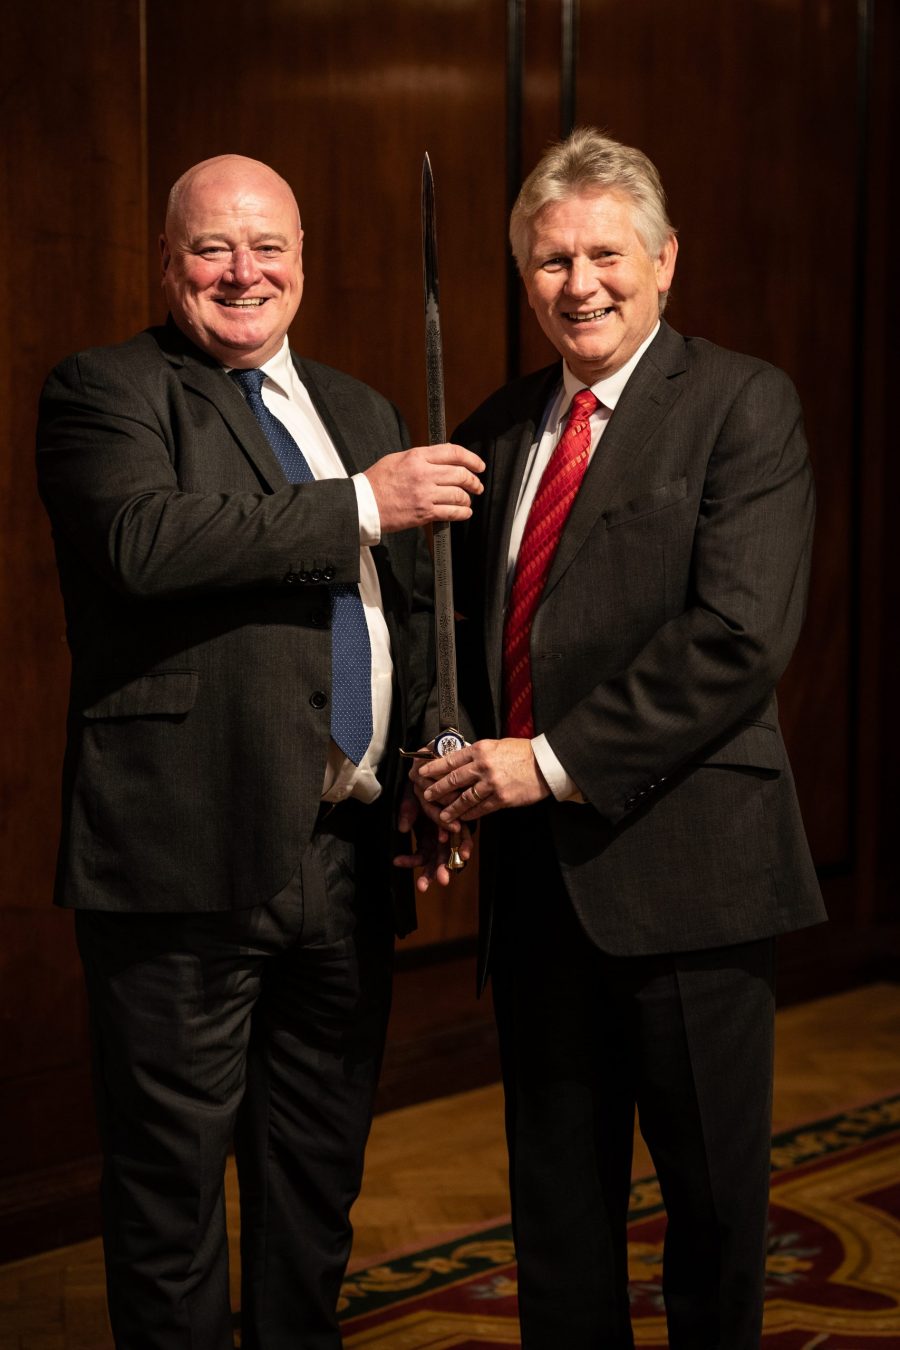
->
[165, 155, 301, 238]
[160, 154, 305, 368]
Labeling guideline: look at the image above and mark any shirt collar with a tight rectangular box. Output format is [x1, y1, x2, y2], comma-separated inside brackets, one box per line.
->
[257, 337, 295, 395]
[559, 321, 660, 422]
[223, 336, 294, 394]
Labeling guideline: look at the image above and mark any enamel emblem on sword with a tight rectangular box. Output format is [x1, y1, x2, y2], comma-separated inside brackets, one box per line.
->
[401, 154, 467, 869]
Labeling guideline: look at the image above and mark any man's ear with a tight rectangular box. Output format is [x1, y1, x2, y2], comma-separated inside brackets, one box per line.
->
[159, 234, 171, 279]
[655, 233, 678, 294]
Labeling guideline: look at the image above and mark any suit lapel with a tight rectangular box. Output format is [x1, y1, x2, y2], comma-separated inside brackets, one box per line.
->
[292, 355, 377, 476]
[540, 323, 687, 601]
[159, 323, 288, 490]
[482, 366, 562, 712]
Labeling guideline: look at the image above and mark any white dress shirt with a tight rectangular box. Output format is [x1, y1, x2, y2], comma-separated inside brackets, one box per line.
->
[507, 324, 660, 802]
[233, 339, 393, 804]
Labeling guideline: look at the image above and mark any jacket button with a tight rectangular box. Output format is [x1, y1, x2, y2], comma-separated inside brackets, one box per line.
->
[309, 690, 328, 710]
[283, 571, 297, 585]
[298, 570, 310, 583]
[323, 566, 335, 581]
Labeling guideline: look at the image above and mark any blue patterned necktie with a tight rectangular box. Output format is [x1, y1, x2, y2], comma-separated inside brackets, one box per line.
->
[231, 367, 373, 765]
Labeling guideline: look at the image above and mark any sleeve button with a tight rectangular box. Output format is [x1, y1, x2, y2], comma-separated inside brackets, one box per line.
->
[309, 690, 328, 710]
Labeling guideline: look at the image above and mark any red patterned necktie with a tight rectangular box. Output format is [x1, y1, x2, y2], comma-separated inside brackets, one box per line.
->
[502, 387, 599, 738]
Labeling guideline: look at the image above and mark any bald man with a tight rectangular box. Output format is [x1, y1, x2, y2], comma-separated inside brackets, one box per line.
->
[36, 155, 482, 1349]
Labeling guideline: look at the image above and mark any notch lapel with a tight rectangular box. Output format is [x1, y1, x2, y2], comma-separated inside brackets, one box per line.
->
[540, 324, 687, 601]
[292, 355, 377, 477]
[482, 366, 562, 716]
[160, 325, 290, 490]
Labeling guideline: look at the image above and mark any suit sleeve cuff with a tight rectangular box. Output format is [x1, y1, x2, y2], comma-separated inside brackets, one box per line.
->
[352, 473, 381, 546]
[532, 734, 585, 803]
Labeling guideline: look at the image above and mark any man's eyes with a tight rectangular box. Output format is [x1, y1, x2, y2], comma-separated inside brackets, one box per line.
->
[196, 245, 284, 259]
[539, 251, 618, 271]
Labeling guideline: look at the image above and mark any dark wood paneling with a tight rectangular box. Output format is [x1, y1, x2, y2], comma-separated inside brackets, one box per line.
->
[868, 0, 899, 924]
[0, 0, 147, 1238]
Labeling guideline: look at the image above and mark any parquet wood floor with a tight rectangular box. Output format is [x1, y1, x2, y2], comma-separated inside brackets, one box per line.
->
[1, 983, 898, 1348]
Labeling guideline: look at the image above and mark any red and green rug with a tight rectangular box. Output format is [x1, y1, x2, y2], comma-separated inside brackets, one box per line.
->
[338, 1094, 900, 1347]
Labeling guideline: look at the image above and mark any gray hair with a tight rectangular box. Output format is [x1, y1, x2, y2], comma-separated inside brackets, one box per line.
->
[509, 127, 676, 273]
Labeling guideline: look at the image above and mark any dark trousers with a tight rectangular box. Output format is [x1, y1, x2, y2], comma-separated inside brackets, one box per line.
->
[490, 817, 775, 1350]
[76, 802, 394, 1350]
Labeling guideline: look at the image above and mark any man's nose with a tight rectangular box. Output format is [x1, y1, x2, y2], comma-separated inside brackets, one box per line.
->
[226, 247, 262, 286]
[565, 259, 596, 297]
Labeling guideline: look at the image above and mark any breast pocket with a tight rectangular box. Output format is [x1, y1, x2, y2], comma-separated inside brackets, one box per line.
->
[602, 476, 688, 529]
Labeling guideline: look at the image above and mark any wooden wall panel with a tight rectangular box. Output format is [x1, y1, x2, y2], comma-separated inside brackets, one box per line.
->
[0, 0, 147, 1253]
[873, 0, 899, 922]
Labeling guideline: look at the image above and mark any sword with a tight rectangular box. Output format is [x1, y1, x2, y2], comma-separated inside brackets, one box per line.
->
[401, 153, 466, 869]
[421, 152, 466, 764]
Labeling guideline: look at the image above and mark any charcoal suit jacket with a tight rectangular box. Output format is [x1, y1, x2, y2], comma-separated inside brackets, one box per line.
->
[452, 320, 826, 973]
[36, 320, 432, 934]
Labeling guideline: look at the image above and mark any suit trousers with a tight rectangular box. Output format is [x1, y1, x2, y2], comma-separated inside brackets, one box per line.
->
[75, 800, 394, 1350]
[489, 806, 775, 1350]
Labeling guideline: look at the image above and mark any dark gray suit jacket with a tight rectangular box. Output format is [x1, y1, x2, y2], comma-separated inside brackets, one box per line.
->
[37, 321, 432, 934]
[453, 321, 825, 966]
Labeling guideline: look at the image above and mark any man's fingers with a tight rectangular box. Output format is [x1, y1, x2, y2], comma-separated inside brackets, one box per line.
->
[393, 851, 423, 870]
[423, 443, 485, 475]
[416, 445, 484, 499]
[417, 745, 470, 780]
[365, 444, 484, 532]
[438, 795, 488, 825]
[421, 752, 480, 801]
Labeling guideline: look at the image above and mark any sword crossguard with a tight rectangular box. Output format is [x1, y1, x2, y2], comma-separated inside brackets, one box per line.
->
[400, 728, 467, 760]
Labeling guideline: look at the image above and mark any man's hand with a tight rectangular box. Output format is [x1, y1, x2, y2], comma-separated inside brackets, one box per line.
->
[415, 738, 551, 824]
[394, 786, 474, 892]
[365, 444, 485, 533]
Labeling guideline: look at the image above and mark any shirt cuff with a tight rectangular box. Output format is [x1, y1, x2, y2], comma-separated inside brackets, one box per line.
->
[532, 734, 585, 804]
[352, 473, 381, 546]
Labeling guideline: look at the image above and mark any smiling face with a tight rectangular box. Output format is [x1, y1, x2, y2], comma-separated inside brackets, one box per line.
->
[522, 188, 677, 384]
[160, 156, 304, 368]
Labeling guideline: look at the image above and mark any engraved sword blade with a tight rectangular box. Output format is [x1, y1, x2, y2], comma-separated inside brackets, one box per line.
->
[422, 152, 462, 743]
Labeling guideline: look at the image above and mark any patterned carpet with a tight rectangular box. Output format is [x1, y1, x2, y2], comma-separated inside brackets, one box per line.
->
[338, 1095, 900, 1347]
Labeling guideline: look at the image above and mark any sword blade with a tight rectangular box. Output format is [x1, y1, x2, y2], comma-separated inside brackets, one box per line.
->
[422, 153, 462, 744]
